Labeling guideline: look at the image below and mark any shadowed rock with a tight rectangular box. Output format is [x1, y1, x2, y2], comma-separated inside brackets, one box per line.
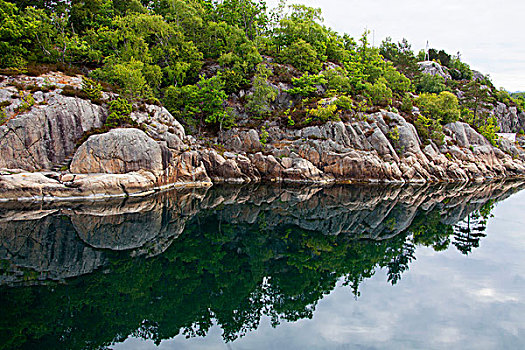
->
[1, 180, 523, 285]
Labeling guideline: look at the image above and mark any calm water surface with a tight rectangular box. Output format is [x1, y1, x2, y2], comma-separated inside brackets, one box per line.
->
[1, 181, 525, 349]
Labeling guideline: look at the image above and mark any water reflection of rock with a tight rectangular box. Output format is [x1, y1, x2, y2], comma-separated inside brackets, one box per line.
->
[0, 215, 106, 285]
[0, 181, 524, 285]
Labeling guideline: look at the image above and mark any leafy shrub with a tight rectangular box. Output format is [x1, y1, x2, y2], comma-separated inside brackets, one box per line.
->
[427, 49, 451, 67]
[335, 95, 353, 110]
[0, 109, 8, 125]
[105, 97, 134, 128]
[246, 64, 277, 118]
[494, 89, 513, 106]
[288, 73, 327, 98]
[81, 77, 102, 101]
[387, 126, 400, 143]
[306, 101, 339, 123]
[414, 114, 444, 146]
[164, 74, 233, 130]
[260, 126, 269, 145]
[14, 92, 35, 113]
[449, 58, 472, 80]
[322, 67, 352, 94]
[400, 94, 413, 113]
[221, 69, 247, 95]
[379, 37, 419, 78]
[415, 91, 460, 125]
[512, 95, 525, 112]
[383, 66, 412, 95]
[416, 74, 447, 94]
[477, 116, 499, 146]
[365, 78, 392, 106]
[142, 64, 162, 94]
[278, 39, 322, 73]
[92, 58, 151, 99]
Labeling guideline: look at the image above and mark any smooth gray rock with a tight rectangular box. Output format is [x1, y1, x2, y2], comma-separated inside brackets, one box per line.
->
[0, 95, 106, 170]
[418, 61, 452, 80]
[70, 128, 163, 174]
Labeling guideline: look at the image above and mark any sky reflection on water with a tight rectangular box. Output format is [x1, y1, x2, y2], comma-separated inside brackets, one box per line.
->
[116, 190, 525, 350]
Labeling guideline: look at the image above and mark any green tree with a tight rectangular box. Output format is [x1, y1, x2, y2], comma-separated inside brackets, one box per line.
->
[164, 73, 233, 130]
[449, 55, 472, 80]
[365, 77, 393, 106]
[428, 48, 451, 67]
[416, 73, 447, 94]
[0, 1, 57, 67]
[416, 91, 460, 125]
[287, 73, 327, 98]
[69, 0, 114, 34]
[246, 64, 277, 118]
[383, 65, 412, 96]
[459, 81, 494, 120]
[210, 0, 269, 40]
[92, 58, 151, 98]
[379, 37, 419, 78]
[321, 67, 352, 94]
[105, 97, 133, 127]
[278, 38, 321, 73]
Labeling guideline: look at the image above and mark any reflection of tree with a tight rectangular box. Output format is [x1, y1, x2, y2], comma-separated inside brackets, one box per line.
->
[386, 240, 415, 285]
[0, 187, 504, 349]
[411, 211, 454, 251]
[452, 201, 494, 255]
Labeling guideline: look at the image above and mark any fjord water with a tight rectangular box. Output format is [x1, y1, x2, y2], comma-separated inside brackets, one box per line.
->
[1, 182, 525, 349]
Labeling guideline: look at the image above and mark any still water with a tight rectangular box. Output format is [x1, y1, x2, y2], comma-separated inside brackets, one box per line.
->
[1, 181, 525, 349]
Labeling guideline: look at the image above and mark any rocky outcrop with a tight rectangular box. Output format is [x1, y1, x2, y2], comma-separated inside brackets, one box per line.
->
[205, 113, 525, 184]
[0, 73, 189, 172]
[2, 108, 525, 201]
[70, 128, 164, 174]
[418, 61, 452, 80]
[0, 89, 107, 171]
[492, 101, 525, 133]
[2, 72, 525, 201]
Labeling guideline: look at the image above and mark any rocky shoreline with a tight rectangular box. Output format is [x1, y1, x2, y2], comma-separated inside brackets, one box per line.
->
[1, 72, 525, 201]
[2, 180, 524, 285]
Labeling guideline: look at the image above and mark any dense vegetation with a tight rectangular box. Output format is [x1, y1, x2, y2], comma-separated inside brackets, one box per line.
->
[0, 0, 520, 141]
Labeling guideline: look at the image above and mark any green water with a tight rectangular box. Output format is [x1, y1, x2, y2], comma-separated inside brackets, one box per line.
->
[1, 181, 524, 349]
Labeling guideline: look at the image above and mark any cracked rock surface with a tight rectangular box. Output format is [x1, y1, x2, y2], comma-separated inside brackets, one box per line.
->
[1, 72, 525, 201]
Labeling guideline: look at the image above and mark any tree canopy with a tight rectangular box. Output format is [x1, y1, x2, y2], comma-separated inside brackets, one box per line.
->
[0, 0, 512, 139]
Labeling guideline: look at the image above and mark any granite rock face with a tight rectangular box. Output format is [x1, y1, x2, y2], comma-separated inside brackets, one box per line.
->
[0, 92, 106, 171]
[418, 61, 452, 80]
[492, 101, 525, 133]
[208, 113, 525, 184]
[70, 128, 164, 174]
[2, 72, 525, 201]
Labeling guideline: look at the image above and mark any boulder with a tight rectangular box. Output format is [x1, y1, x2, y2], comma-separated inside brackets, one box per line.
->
[70, 128, 163, 174]
[162, 151, 211, 185]
[131, 105, 186, 150]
